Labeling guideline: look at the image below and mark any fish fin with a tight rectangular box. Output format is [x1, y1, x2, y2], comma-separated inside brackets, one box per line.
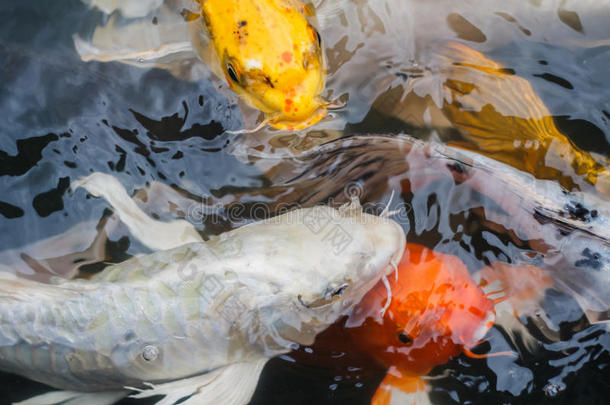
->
[128, 359, 268, 405]
[432, 41, 606, 190]
[14, 390, 126, 405]
[74, 4, 197, 68]
[475, 262, 552, 351]
[371, 373, 430, 405]
[0, 277, 82, 303]
[82, 0, 163, 18]
[71, 172, 203, 250]
[0, 219, 107, 281]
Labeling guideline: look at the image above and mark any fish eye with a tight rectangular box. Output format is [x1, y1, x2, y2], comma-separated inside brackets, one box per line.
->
[226, 63, 239, 83]
[398, 332, 413, 345]
[315, 29, 322, 47]
[331, 283, 349, 297]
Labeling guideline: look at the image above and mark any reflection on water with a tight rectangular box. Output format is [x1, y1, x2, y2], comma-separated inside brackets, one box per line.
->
[0, 0, 609, 404]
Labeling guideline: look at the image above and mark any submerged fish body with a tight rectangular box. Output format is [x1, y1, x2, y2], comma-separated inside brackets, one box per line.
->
[428, 42, 610, 197]
[0, 195, 405, 403]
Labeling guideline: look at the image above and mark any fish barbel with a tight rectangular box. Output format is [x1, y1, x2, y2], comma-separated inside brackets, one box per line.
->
[0, 175, 405, 405]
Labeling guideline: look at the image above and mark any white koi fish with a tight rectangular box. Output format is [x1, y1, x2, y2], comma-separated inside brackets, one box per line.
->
[0, 173, 405, 405]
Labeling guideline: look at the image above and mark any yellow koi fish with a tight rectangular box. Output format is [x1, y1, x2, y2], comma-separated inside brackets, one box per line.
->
[196, 0, 328, 130]
[76, 0, 328, 131]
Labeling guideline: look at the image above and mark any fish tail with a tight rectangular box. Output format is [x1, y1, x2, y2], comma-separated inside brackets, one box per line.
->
[371, 373, 430, 405]
[434, 41, 604, 191]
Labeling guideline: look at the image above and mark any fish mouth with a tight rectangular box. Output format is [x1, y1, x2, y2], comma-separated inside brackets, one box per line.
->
[269, 102, 328, 130]
[297, 282, 351, 309]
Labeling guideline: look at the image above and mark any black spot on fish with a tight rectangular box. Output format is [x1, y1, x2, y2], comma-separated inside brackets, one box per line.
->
[446, 161, 471, 184]
[575, 248, 603, 270]
[446, 13, 487, 43]
[447, 162, 467, 174]
[557, 8, 583, 33]
[264, 75, 275, 88]
[563, 201, 596, 222]
[238, 20, 247, 28]
[499, 68, 516, 75]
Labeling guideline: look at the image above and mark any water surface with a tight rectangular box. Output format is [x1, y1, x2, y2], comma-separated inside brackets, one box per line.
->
[0, 0, 609, 404]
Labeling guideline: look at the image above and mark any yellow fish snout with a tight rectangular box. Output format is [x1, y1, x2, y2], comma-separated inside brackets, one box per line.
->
[202, 0, 328, 131]
[268, 73, 328, 130]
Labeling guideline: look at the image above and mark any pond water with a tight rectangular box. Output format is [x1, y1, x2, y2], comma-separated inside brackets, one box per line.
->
[0, 0, 609, 404]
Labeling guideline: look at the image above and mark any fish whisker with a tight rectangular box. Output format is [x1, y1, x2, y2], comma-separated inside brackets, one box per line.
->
[226, 116, 272, 134]
[379, 274, 392, 316]
[391, 260, 398, 283]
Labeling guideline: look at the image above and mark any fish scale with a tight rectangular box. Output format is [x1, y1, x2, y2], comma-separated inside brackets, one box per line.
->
[0, 199, 405, 404]
[0, 246, 244, 390]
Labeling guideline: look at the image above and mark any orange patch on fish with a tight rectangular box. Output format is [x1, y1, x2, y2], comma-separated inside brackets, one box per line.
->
[284, 98, 293, 112]
[281, 51, 293, 63]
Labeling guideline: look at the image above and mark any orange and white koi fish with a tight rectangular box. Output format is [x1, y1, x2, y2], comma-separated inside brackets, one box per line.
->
[344, 243, 500, 404]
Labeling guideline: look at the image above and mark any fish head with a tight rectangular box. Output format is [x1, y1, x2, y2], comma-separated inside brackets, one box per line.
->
[292, 199, 405, 321]
[346, 244, 495, 376]
[231, 198, 405, 350]
[201, 0, 327, 130]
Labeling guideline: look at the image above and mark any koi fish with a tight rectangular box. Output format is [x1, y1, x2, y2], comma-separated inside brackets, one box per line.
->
[344, 243, 499, 404]
[196, 0, 327, 130]
[359, 39, 609, 198]
[244, 134, 610, 323]
[301, 243, 552, 404]
[1, 172, 405, 405]
[434, 42, 610, 198]
[75, 0, 328, 130]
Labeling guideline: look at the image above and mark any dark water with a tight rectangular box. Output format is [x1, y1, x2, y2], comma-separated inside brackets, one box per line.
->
[0, 0, 609, 404]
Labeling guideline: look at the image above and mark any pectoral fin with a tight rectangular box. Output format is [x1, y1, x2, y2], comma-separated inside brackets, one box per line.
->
[72, 172, 203, 250]
[371, 372, 430, 405]
[128, 358, 268, 405]
[82, 0, 163, 18]
[74, 3, 196, 68]
[14, 390, 126, 405]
